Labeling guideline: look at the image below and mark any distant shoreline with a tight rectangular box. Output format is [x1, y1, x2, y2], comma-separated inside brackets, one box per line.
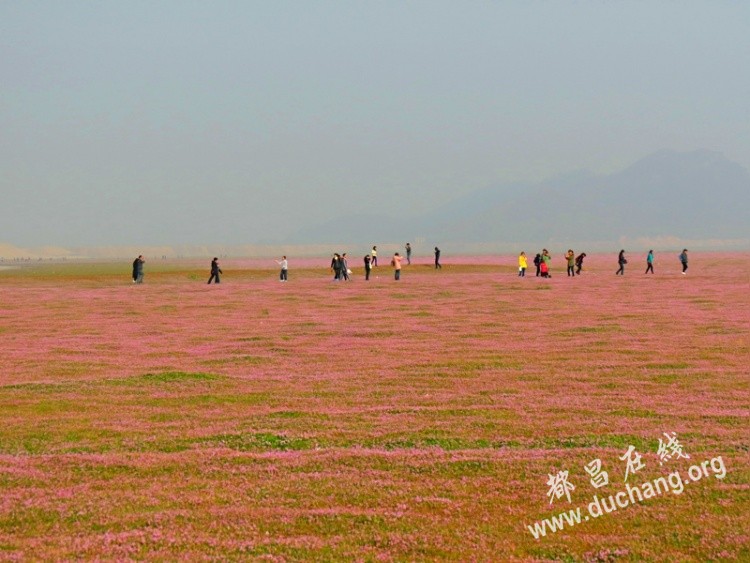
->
[2, 238, 749, 262]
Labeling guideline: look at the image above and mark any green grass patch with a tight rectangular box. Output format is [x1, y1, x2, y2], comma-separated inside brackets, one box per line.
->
[535, 434, 654, 451]
[555, 325, 620, 336]
[610, 408, 659, 418]
[644, 362, 689, 370]
[111, 371, 222, 385]
[268, 410, 305, 419]
[408, 310, 433, 317]
[145, 392, 271, 408]
[201, 432, 313, 451]
[201, 355, 268, 366]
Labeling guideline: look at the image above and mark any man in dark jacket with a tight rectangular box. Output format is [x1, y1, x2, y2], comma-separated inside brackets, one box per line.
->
[133, 255, 145, 284]
[330, 253, 342, 281]
[575, 253, 586, 275]
[534, 253, 542, 277]
[208, 257, 222, 284]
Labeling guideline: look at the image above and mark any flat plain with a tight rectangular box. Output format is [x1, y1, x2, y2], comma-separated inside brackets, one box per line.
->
[0, 253, 748, 561]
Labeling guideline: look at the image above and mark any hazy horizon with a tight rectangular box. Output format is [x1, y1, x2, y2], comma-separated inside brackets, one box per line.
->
[2, 2, 749, 247]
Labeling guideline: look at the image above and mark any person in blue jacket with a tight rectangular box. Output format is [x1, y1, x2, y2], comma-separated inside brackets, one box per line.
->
[679, 249, 688, 274]
[645, 250, 654, 274]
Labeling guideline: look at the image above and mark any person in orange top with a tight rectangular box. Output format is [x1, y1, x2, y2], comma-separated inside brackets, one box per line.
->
[391, 253, 404, 280]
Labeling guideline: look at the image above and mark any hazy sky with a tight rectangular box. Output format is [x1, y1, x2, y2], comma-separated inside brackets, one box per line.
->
[2, 1, 748, 246]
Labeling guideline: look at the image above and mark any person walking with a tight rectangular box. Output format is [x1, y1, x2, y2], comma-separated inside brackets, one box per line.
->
[518, 252, 527, 277]
[645, 250, 654, 274]
[391, 252, 404, 280]
[405, 243, 412, 265]
[341, 253, 350, 281]
[565, 249, 575, 277]
[371, 246, 378, 267]
[364, 254, 372, 280]
[679, 249, 688, 274]
[575, 252, 587, 275]
[276, 256, 288, 282]
[133, 255, 145, 284]
[533, 253, 542, 277]
[434, 247, 442, 269]
[208, 257, 222, 284]
[330, 253, 342, 281]
[616, 250, 627, 275]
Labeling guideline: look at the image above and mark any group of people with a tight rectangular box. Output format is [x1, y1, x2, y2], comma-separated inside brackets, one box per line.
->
[518, 249, 689, 277]
[615, 248, 689, 275]
[330, 253, 353, 281]
[131, 247, 691, 285]
[131, 255, 224, 284]
[332, 244, 441, 281]
[519, 249, 585, 278]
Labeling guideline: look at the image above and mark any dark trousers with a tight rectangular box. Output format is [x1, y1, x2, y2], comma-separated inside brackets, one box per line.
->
[645, 263, 654, 274]
[435, 261, 441, 269]
[519, 268, 525, 277]
[395, 269, 401, 280]
[535, 265, 541, 276]
[208, 273, 220, 284]
[280, 269, 288, 281]
[365, 268, 371, 280]
[406, 253, 411, 265]
[682, 262, 688, 273]
[567, 266, 574, 276]
[616, 265, 624, 275]
[371, 257, 377, 267]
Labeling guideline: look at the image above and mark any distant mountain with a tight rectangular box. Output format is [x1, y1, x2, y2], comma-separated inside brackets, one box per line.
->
[289, 149, 750, 245]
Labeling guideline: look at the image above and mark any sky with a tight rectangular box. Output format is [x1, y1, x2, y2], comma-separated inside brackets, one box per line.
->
[1, 1, 749, 247]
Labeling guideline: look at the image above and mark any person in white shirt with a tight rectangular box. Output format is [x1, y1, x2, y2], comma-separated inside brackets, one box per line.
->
[276, 256, 288, 282]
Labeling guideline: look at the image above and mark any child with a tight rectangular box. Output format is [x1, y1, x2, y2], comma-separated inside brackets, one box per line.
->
[518, 252, 527, 277]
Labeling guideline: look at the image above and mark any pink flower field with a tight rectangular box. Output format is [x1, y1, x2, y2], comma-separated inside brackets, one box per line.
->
[0, 253, 748, 560]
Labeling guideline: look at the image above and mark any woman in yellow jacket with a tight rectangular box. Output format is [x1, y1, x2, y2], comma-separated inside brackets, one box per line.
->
[518, 252, 528, 277]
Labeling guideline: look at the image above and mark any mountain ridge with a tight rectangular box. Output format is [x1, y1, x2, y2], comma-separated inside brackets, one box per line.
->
[288, 149, 750, 245]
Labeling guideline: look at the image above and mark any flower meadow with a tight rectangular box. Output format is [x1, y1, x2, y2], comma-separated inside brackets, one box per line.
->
[0, 253, 748, 560]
